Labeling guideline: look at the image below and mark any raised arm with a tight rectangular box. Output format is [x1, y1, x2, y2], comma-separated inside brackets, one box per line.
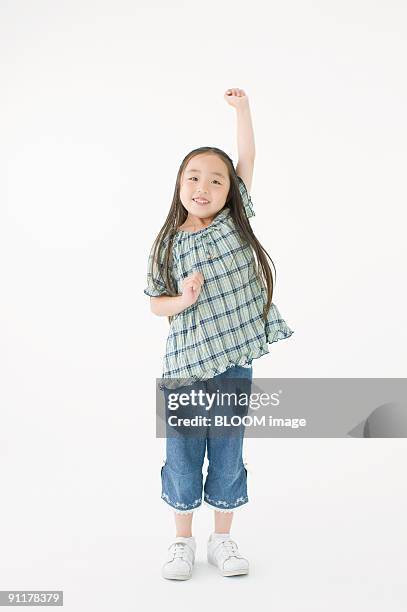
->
[224, 88, 255, 192]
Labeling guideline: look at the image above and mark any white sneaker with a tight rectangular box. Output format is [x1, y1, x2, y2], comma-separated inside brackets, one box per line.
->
[207, 533, 249, 576]
[162, 536, 196, 580]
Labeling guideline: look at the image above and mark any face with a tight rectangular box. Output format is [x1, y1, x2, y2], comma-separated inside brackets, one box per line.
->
[179, 153, 230, 220]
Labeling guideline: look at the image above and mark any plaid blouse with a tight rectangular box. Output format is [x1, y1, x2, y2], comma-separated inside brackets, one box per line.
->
[144, 176, 294, 389]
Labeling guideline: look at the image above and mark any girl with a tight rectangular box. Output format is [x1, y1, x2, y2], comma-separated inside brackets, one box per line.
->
[144, 88, 294, 580]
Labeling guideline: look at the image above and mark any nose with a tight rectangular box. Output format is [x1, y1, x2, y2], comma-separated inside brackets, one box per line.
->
[197, 179, 210, 193]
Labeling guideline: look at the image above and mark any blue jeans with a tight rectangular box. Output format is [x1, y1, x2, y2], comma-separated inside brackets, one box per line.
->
[161, 365, 253, 513]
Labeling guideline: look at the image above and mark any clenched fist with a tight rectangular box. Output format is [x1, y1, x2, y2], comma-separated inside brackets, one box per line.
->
[180, 271, 204, 308]
[224, 88, 249, 109]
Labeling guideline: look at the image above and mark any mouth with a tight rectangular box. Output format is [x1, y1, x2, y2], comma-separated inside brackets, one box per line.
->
[193, 198, 210, 206]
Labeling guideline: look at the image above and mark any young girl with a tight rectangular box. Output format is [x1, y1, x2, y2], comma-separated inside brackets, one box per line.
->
[144, 88, 294, 580]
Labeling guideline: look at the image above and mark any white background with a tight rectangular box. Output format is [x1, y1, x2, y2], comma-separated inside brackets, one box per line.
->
[1, 1, 406, 610]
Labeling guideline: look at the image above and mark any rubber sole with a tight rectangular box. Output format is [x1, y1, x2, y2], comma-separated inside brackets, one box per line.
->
[222, 568, 249, 576]
[208, 555, 249, 576]
[162, 570, 192, 580]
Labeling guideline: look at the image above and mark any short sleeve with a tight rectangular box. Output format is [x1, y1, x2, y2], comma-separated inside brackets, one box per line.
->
[237, 176, 255, 219]
[143, 240, 170, 297]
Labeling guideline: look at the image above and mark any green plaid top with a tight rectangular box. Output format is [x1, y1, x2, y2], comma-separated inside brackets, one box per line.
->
[144, 176, 294, 389]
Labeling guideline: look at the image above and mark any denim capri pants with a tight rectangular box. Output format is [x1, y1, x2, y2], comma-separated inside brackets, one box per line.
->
[161, 364, 252, 514]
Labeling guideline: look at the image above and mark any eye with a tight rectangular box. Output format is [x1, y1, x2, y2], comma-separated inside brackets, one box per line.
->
[187, 177, 222, 185]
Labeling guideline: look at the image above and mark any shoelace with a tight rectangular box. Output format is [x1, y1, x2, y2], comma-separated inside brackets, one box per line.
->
[170, 542, 190, 560]
[217, 539, 239, 557]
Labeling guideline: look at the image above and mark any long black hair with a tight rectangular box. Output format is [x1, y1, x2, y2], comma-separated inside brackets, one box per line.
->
[149, 146, 276, 325]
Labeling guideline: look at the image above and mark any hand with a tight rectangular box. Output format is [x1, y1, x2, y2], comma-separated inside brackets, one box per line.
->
[180, 272, 204, 308]
[224, 88, 249, 109]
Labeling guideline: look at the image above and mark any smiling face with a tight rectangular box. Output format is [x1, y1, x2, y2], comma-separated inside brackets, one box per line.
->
[179, 153, 230, 222]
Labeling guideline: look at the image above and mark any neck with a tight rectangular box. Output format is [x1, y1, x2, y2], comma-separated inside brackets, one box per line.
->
[183, 213, 215, 231]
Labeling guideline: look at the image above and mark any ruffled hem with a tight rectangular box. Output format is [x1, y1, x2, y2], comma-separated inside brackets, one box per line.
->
[160, 498, 250, 514]
[144, 287, 166, 297]
[159, 350, 263, 391]
[203, 500, 249, 513]
[266, 327, 295, 345]
[161, 496, 204, 514]
[159, 329, 294, 391]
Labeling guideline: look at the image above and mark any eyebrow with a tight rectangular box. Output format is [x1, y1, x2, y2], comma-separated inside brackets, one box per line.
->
[185, 169, 226, 179]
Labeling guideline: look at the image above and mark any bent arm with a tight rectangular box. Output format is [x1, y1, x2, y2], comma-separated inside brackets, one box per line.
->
[150, 294, 187, 317]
